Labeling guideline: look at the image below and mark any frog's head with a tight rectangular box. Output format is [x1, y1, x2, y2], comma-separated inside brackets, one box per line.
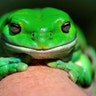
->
[0, 8, 77, 59]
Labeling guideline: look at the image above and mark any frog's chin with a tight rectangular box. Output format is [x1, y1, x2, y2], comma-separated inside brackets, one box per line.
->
[5, 38, 77, 59]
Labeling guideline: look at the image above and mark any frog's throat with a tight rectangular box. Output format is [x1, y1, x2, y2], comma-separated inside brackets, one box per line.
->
[5, 38, 77, 59]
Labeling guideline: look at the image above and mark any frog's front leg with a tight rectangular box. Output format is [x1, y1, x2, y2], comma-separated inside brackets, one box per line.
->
[47, 60, 81, 83]
[0, 57, 28, 80]
[47, 54, 93, 87]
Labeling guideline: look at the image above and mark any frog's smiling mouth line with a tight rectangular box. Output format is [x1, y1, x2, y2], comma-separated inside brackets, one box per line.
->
[4, 37, 77, 59]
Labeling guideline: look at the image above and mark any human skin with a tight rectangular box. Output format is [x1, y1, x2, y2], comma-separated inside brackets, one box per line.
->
[0, 65, 88, 96]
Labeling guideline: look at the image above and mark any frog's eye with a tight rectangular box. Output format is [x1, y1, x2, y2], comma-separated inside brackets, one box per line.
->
[9, 23, 21, 34]
[61, 21, 70, 33]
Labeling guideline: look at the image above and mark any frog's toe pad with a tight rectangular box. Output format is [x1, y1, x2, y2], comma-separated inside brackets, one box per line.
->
[16, 63, 28, 71]
[69, 71, 78, 83]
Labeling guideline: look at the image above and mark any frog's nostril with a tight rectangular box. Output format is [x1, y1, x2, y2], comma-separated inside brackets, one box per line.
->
[32, 33, 35, 40]
[49, 32, 53, 39]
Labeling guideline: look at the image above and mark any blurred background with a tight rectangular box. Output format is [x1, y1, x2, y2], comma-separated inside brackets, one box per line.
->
[0, 0, 96, 48]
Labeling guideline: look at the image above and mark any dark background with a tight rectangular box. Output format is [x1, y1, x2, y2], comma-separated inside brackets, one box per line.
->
[0, 0, 96, 48]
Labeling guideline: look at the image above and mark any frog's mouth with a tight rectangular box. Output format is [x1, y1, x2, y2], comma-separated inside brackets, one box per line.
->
[4, 38, 77, 59]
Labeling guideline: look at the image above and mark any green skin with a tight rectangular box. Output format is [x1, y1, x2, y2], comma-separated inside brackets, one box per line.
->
[0, 7, 94, 87]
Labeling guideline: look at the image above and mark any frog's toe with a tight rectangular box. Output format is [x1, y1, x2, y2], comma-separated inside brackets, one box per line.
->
[69, 70, 78, 83]
[0, 65, 9, 79]
[16, 63, 28, 71]
[47, 62, 58, 68]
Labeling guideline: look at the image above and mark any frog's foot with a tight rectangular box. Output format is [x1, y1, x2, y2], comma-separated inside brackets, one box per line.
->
[47, 60, 80, 82]
[0, 57, 28, 80]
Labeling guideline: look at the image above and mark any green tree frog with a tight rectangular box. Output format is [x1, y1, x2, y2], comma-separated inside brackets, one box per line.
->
[0, 7, 95, 87]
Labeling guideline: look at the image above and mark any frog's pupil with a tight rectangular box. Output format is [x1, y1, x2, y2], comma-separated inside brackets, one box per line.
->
[9, 23, 21, 34]
[61, 21, 70, 33]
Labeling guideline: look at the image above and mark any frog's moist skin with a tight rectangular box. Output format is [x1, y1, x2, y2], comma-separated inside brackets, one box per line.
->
[0, 8, 94, 87]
